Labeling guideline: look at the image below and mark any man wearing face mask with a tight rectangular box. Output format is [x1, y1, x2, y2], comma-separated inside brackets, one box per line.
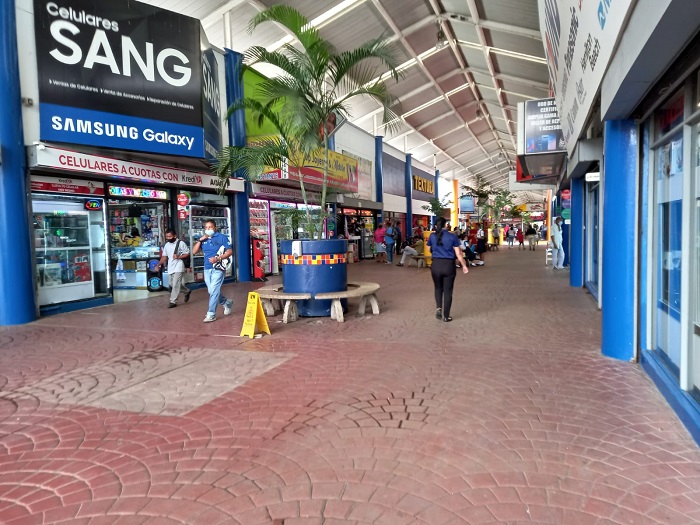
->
[193, 220, 233, 322]
[156, 229, 191, 308]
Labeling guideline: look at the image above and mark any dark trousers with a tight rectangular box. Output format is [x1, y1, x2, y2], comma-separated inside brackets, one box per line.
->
[431, 258, 456, 317]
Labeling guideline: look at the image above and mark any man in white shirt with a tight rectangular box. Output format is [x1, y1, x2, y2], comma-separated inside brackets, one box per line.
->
[550, 216, 565, 270]
[156, 229, 191, 308]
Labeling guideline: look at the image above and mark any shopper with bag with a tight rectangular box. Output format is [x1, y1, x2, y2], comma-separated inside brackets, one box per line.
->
[193, 220, 233, 322]
[156, 229, 191, 309]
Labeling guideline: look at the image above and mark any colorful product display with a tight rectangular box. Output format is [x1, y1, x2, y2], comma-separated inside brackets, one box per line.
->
[250, 199, 271, 275]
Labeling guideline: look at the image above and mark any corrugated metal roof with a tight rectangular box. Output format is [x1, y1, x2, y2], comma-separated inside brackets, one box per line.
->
[140, 0, 550, 202]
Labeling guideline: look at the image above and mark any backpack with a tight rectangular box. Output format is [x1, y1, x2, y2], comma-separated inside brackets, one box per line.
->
[175, 240, 191, 269]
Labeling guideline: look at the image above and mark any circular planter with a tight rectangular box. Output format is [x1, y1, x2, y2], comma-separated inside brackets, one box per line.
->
[280, 239, 347, 317]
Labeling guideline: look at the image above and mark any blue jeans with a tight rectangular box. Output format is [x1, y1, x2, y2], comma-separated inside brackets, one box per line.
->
[204, 268, 228, 316]
[385, 242, 395, 262]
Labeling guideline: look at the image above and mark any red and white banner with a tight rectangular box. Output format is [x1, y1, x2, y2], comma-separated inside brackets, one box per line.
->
[31, 146, 245, 193]
[31, 175, 104, 196]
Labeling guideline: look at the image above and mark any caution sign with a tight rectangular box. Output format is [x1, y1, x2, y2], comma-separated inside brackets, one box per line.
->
[240, 292, 271, 339]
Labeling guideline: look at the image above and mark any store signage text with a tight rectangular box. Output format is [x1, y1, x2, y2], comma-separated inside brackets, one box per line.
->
[412, 176, 434, 194]
[31, 175, 104, 196]
[538, 0, 634, 156]
[33, 146, 244, 193]
[523, 98, 565, 153]
[33, 0, 209, 158]
[109, 186, 168, 199]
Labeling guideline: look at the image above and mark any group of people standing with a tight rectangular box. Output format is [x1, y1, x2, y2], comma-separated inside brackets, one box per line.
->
[373, 220, 403, 264]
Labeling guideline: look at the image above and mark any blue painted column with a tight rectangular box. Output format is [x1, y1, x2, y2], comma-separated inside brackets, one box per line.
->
[404, 154, 412, 239]
[433, 169, 439, 228]
[225, 50, 251, 282]
[0, 0, 36, 325]
[569, 177, 584, 287]
[602, 120, 638, 360]
[375, 136, 384, 224]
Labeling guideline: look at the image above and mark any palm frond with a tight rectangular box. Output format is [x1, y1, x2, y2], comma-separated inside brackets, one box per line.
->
[248, 6, 321, 59]
[329, 37, 400, 87]
[244, 46, 297, 78]
[216, 139, 290, 182]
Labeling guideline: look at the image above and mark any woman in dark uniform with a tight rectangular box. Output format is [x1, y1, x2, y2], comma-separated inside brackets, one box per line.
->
[427, 218, 469, 322]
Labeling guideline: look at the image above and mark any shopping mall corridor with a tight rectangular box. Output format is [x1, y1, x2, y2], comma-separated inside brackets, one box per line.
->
[1, 247, 700, 525]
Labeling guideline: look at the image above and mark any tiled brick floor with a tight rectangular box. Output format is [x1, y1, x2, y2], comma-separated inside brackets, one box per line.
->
[1, 248, 699, 524]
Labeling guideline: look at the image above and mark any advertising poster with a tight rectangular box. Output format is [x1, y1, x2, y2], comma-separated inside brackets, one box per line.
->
[459, 195, 475, 214]
[524, 98, 565, 154]
[289, 149, 359, 193]
[342, 151, 373, 200]
[33, 0, 207, 158]
[539, 0, 635, 156]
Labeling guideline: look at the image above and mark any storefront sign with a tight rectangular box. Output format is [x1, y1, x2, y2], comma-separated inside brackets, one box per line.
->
[31, 146, 244, 193]
[84, 199, 102, 210]
[539, 0, 635, 156]
[109, 186, 168, 199]
[413, 175, 434, 194]
[526, 202, 546, 213]
[177, 192, 191, 206]
[524, 98, 565, 153]
[31, 175, 104, 195]
[561, 189, 571, 200]
[585, 171, 600, 182]
[33, 0, 207, 158]
[249, 183, 321, 203]
[289, 150, 358, 193]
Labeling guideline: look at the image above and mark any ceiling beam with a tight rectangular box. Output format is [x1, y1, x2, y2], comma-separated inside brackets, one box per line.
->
[444, 12, 542, 41]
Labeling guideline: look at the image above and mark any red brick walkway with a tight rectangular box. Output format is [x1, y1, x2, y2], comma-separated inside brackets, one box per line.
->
[1, 248, 699, 524]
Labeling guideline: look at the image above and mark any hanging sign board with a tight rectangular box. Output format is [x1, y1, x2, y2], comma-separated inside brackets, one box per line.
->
[538, 0, 635, 156]
[240, 292, 271, 339]
[31, 175, 104, 196]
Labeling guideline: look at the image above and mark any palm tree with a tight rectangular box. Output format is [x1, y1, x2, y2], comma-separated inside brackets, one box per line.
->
[216, 5, 401, 235]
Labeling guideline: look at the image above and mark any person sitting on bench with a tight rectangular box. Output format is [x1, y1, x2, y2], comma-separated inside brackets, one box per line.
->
[397, 235, 424, 266]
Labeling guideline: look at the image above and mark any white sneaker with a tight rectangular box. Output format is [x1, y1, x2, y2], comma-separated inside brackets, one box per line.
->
[223, 300, 233, 316]
[203, 314, 216, 323]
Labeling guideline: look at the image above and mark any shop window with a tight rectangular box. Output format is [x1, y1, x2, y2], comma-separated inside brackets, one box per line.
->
[693, 123, 700, 399]
[655, 91, 684, 141]
[654, 133, 684, 371]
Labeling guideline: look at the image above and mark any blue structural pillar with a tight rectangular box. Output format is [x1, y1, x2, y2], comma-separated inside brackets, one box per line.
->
[569, 177, 585, 287]
[375, 136, 384, 224]
[433, 169, 439, 228]
[0, 0, 36, 325]
[602, 120, 637, 360]
[225, 50, 252, 282]
[404, 154, 412, 238]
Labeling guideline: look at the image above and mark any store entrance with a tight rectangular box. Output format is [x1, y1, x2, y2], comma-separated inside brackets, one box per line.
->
[108, 196, 169, 303]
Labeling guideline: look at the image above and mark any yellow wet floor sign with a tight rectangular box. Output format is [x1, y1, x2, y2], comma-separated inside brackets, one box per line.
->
[240, 291, 271, 338]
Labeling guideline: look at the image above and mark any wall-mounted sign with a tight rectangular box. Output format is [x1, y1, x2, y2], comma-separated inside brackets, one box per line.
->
[249, 183, 321, 203]
[31, 175, 104, 196]
[30, 145, 244, 193]
[524, 98, 565, 154]
[585, 172, 600, 182]
[538, 0, 635, 156]
[177, 192, 191, 206]
[413, 175, 434, 194]
[459, 195, 475, 214]
[84, 199, 102, 211]
[561, 189, 571, 200]
[109, 186, 169, 200]
[33, 0, 215, 159]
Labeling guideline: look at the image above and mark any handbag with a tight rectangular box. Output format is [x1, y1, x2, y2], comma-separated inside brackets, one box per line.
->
[213, 244, 231, 271]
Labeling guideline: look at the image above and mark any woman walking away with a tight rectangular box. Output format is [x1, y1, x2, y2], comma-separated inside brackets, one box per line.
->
[427, 218, 469, 322]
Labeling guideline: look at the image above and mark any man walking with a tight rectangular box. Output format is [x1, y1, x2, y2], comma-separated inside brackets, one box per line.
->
[156, 229, 191, 308]
[550, 216, 565, 269]
[193, 220, 233, 322]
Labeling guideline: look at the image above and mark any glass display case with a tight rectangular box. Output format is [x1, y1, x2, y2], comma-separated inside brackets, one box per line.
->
[250, 199, 271, 276]
[33, 211, 95, 305]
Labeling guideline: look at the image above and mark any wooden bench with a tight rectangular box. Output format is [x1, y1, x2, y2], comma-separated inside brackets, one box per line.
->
[314, 281, 380, 323]
[487, 242, 500, 251]
[256, 284, 312, 323]
[408, 255, 427, 268]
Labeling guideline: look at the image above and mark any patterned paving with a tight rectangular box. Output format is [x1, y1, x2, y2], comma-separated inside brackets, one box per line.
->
[1, 248, 699, 524]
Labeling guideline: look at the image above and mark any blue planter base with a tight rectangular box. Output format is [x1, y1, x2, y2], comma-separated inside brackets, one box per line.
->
[280, 239, 348, 317]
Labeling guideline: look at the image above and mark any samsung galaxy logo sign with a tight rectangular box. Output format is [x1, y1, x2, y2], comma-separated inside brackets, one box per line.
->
[45, 1, 192, 87]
